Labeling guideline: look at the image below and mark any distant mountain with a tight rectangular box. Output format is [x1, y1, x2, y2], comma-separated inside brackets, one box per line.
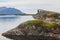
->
[0, 7, 25, 15]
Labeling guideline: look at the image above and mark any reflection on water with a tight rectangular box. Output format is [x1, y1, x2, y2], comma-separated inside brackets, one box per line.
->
[0, 15, 34, 40]
[0, 15, 19, 21]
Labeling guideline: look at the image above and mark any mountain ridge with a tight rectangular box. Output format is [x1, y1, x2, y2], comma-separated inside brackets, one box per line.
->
[0, 7, 25, 15]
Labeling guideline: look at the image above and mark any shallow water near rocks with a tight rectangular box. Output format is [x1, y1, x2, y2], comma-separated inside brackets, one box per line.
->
[0, 15, 34, 40]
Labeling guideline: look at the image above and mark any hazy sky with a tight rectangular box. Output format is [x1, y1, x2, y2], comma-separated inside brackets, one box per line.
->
[0, 0, 60, 14]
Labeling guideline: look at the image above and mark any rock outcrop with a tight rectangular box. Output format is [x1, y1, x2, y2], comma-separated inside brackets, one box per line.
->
[33, 9, 60, 20]
[2, 20, 60, 40]
[33, 9, 60, 25]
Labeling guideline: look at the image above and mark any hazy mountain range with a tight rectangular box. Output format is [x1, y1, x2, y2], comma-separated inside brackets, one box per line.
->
[0, 7, 25, 15]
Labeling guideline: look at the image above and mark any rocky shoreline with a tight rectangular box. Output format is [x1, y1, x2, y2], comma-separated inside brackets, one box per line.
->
[2, 9, 60, 40]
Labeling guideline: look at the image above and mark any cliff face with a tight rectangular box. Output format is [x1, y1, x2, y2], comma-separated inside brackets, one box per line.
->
[2, 20, 60, 40]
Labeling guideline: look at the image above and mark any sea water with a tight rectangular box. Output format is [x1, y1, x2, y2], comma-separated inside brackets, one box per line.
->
[0, 15, 34, 40]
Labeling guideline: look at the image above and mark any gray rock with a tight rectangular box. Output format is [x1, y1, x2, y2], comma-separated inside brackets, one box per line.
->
[2, 20, 60, 40]
[33, 9, 49, 19]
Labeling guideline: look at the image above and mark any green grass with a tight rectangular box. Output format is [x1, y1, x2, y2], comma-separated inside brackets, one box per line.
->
[27, 20, 60, 29]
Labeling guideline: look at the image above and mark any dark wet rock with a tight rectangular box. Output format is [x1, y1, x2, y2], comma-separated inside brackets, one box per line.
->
[2, 20, 60, 40]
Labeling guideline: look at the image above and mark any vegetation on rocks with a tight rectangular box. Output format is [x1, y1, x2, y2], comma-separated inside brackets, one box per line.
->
[27, 20, 60, 29]
[27, 20, 43, 26]
[44, 13, 60, 18]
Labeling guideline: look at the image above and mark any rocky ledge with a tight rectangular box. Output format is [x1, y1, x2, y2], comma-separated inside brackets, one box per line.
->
[2, 20, 60, 40]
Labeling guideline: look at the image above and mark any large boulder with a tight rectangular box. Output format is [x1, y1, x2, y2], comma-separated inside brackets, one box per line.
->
[2, 20, 60, 40]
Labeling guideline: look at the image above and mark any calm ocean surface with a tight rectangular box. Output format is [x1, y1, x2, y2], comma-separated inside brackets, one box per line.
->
[0, 15, 34, 40]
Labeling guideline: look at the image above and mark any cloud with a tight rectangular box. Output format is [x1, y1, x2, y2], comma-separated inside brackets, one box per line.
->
[0, 0, 21, 2]
[0, 0, 60, 14]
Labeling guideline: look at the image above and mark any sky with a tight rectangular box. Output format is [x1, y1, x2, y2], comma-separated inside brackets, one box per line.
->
[0, 0, 60, 14]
